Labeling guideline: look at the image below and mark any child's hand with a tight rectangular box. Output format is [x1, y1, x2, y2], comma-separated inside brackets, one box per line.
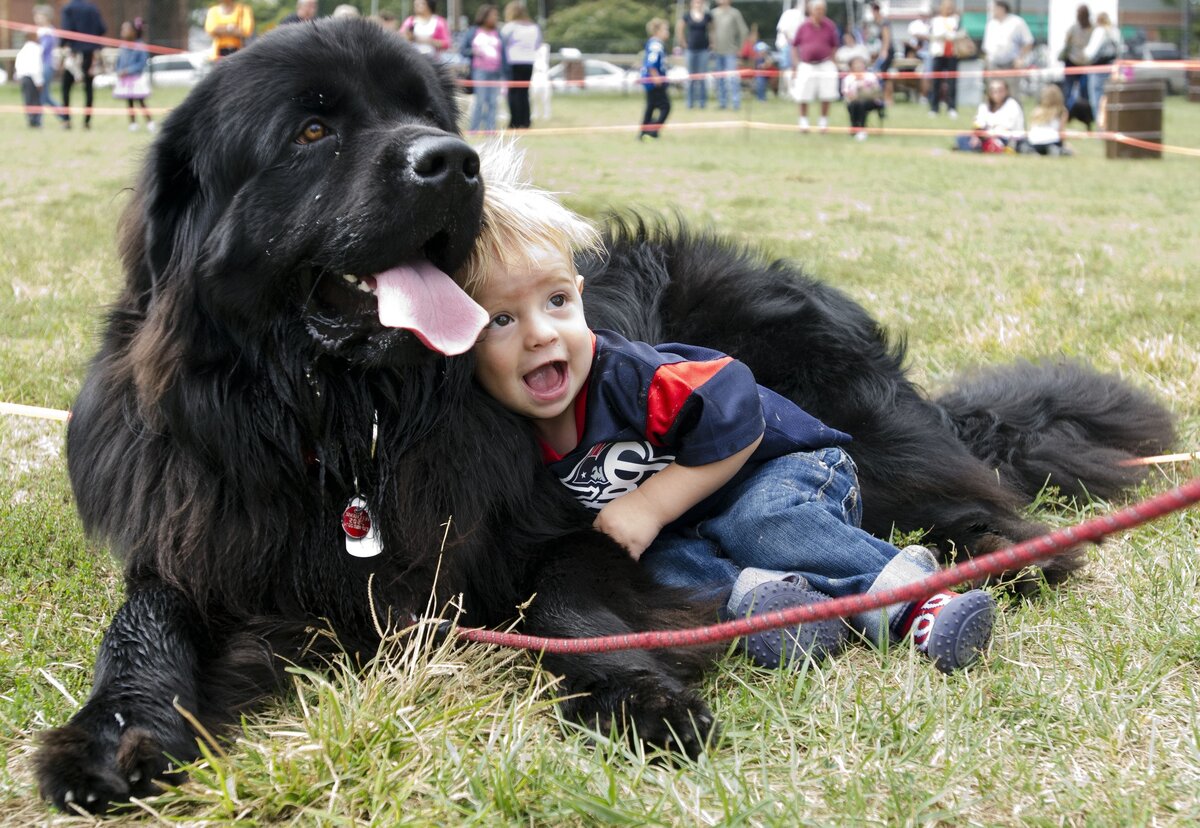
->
[593, 493, 664, 562]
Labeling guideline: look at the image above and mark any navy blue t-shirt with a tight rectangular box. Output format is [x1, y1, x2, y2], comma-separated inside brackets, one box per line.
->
[541, 330, 851, 523]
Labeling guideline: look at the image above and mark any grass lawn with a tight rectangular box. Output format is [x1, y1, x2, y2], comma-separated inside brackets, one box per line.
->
[1, 82, 1199, 825]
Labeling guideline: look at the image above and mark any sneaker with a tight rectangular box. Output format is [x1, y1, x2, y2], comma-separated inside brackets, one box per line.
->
[948, 108, 958, 119]
[855, 130, 868, 141]
[798, 116, 810, 133]
[897, 590, 995, 673]
[734, 579, 848, 668]
[818, 117, 829, 133]
[147, 121, 157, 133]
[129, 122, 140, 132]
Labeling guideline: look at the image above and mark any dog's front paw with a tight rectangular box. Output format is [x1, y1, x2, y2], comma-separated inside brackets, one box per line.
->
[568, 681, 717, 759]
[35, 722, 177, 814]
[625, 686, 717, 759]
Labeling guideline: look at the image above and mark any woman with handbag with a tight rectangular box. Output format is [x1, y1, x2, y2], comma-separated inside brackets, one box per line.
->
[928, 0, 959, 118]
[1084, 11, 1120, 121]
[113, 19, 154, 132]
[1060, 4, 1093, 112]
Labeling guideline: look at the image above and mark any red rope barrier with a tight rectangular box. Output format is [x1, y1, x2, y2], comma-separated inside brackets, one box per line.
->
[0, 19, 186, 55]
[456, 476, 1200, 654]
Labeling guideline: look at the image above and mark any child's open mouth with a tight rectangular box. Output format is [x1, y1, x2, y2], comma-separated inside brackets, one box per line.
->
[523, 361, 569, 401]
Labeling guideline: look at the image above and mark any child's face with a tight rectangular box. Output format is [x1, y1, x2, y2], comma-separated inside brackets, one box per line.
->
[472, 245, 592, 432]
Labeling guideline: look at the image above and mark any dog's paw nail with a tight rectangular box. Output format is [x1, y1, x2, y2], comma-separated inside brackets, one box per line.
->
[129, 770, 142, 783]
[63, 790, 75, 804]
[86, 792, 98, 804]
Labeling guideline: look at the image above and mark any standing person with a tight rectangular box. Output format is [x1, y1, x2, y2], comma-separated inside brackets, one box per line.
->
[15, 32, 45, 128]
[279, 0, 318, 25]
[204, 0, 254, 60]
[59, 0, 106, 130]
[113, 19, 154, 133]
[676, 0, 712, 109]
[791, 0, 839, 133]
[501, 2, 540, 129]
[459, 155, 997, 673]
[863, 2, 893, 104]
[928, 0, 960, 118]
[1060, 4, 1092, 111]
[1084, 11, 1121, 120]
[33, 6, 67, 126]
[639, 17, 671, 140]
[467, 5, 504, 133]
[906, 6, 933, 105]
[401, 0, 451, 58]
[982, 0, 1033, 71]
[710, 0, 748, 110]
[774, 0, 804, 78]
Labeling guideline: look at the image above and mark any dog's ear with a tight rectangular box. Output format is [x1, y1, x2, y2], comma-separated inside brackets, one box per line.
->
[127, 90, 222, 305]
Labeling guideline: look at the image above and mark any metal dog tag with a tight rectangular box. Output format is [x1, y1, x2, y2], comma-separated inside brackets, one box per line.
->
[342, 497, 383, 558]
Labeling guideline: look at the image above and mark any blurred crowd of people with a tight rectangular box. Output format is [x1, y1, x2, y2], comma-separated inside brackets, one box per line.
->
[13, 0, 1135, 154]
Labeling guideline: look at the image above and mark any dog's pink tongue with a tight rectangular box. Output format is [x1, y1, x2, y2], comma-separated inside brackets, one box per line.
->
[373, 261, 488, 356]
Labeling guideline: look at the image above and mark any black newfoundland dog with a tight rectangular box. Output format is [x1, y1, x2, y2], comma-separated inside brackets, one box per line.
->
[36, 19, 1172, 813]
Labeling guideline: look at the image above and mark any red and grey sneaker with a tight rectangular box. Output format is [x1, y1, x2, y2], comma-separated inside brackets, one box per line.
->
[896, 590, 996, 673]
[734, 580, 849, 669]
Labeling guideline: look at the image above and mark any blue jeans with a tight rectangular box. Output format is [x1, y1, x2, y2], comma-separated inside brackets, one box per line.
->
[1063, 66, 1089, 112]
[712, 52, 740, 109]
[685, 49, 709, 108]
[469, 69, 501, 132]
[41, 59, 64, 119]
[640, 448, 937, 643]
[1088, 66, 1110, 117]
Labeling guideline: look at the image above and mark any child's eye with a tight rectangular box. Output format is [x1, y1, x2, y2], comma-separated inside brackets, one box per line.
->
[548, 293, 567, 309]
[488, 313, 514, 328]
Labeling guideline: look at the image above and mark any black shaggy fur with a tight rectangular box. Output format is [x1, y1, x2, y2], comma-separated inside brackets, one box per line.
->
[35, 19, 1173, 814]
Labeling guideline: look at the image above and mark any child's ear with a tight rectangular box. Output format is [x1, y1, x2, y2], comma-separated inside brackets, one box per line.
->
[575, 274, 585, 293]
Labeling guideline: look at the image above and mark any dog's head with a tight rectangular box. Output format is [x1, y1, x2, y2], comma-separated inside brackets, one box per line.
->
[126, 19, 487, 366]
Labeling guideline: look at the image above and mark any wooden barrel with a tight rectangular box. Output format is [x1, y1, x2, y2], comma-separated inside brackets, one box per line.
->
[1104, 80, 1164, 160]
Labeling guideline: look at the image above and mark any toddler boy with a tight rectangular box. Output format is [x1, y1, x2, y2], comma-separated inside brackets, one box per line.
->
[460, 147, 995, 672]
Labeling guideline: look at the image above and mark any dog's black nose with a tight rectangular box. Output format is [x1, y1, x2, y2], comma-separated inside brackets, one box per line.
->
[408, 136, 480, 186]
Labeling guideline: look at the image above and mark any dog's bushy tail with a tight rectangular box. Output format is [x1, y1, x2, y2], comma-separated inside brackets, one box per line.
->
[936, 360, 1175, 502]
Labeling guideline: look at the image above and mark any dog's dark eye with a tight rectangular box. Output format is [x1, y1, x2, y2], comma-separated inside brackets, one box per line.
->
[296, 120, 332, 144]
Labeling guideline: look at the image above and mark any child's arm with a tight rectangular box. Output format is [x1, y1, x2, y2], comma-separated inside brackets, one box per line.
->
[594, 433, 763, 560]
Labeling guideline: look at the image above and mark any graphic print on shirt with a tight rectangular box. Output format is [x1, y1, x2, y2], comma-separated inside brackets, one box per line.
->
[560, 440, 675, 509]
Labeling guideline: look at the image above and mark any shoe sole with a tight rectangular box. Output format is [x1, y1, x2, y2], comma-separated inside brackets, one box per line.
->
[737, 581, 849, 669]
[924, 590, 995, 674]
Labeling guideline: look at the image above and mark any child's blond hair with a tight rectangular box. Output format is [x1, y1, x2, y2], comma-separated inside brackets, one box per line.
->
[459, 141, 602, 299]
[647, 17, 669, 37]
[1031, 84, 1067, 127]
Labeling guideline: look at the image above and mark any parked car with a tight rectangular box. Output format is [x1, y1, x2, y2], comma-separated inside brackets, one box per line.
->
[548, 58, 638, 93]
[1128, 41, 1186, 95]
[94, 51, 210, 89]
[1022, 40, 1187, 97]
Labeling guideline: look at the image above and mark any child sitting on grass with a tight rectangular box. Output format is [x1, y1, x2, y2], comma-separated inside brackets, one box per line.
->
[1025, 84, 1071, 156]
[459, 145, 996, 673]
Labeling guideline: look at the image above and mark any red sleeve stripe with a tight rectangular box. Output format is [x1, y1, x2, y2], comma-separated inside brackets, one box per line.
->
[645, 357, 732, 446]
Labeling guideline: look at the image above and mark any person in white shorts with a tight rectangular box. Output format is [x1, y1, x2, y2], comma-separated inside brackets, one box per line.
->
[790, 0, 840, 132]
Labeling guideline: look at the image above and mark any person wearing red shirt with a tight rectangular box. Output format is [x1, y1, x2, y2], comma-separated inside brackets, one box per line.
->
[791, 0, 840, 132]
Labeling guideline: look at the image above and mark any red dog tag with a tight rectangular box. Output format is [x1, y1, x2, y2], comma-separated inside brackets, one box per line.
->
[342, 497, 383, 557]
